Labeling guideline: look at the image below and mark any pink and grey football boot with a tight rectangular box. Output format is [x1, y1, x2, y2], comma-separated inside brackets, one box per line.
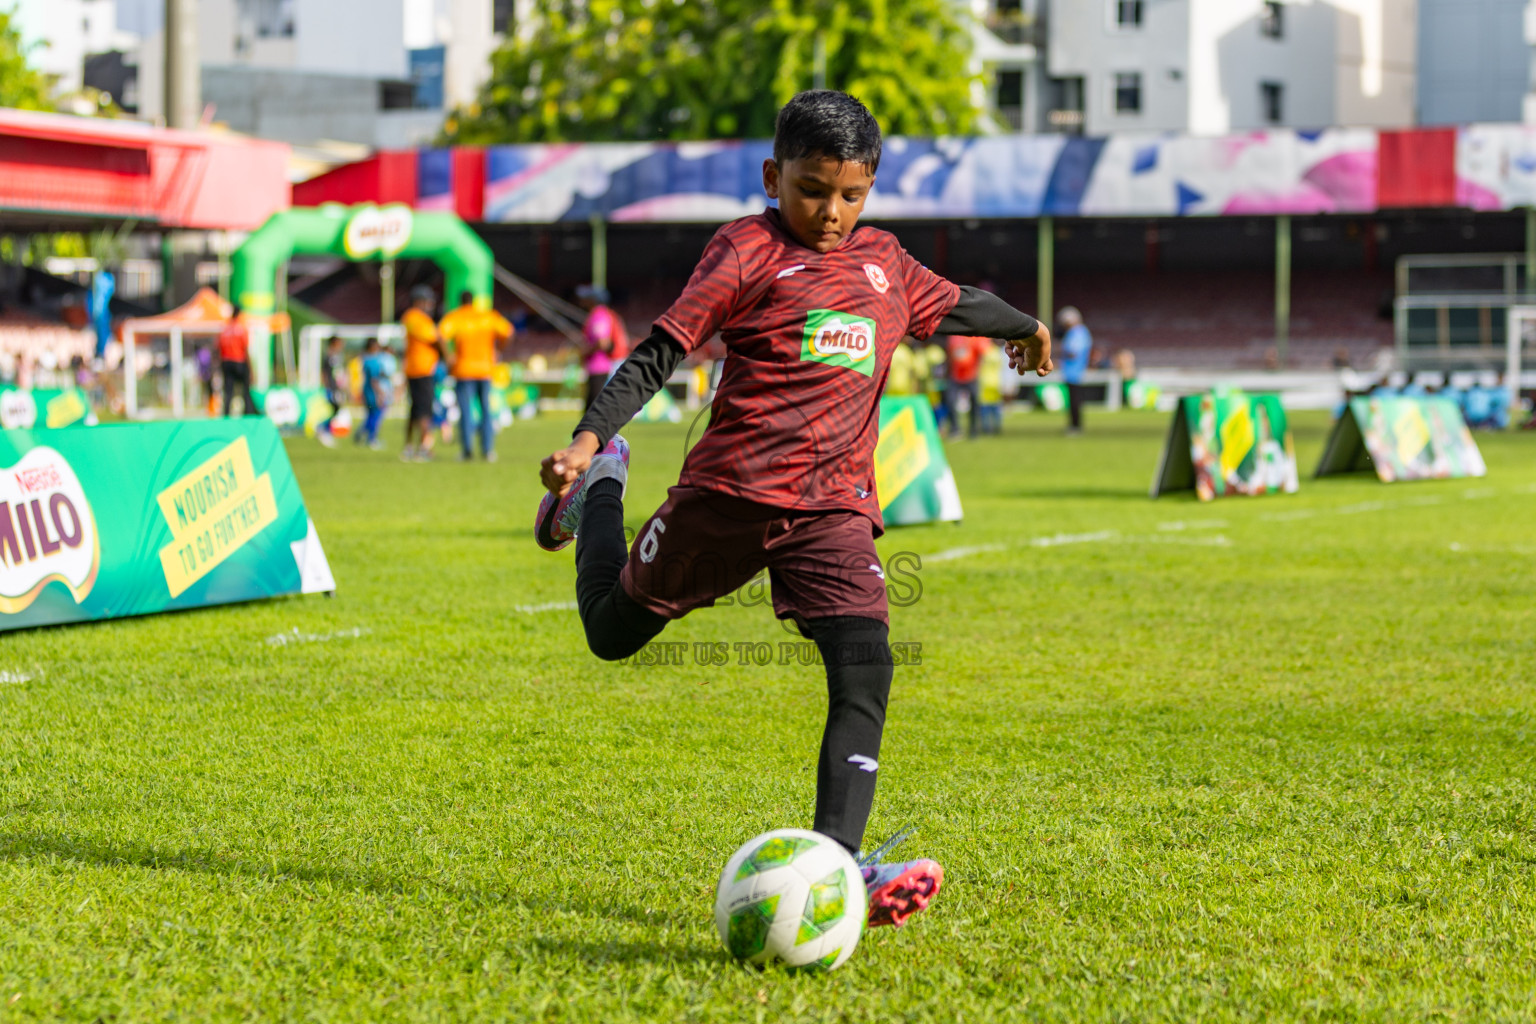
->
[534, 434, 629, 551]
[859, 827, 944, 928]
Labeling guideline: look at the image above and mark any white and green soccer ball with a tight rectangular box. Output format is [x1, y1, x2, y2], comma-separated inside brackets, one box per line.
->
[713, 828, 867, 972]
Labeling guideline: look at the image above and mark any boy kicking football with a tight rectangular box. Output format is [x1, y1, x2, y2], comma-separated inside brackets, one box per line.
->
[536, 90, 1053, 928]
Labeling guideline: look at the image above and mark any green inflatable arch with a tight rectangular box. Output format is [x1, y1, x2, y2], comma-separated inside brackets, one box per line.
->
[230, 203, 494, 315]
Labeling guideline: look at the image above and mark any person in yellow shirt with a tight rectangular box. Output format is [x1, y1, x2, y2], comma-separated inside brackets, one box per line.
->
[400, 286, 443, 461]
[978, 336, 1004, 434]
[440, 289, 513, 462]
[884, 336, 918, 396]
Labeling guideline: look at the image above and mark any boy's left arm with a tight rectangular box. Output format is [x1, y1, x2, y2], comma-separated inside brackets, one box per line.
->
[935, 286, 1052, 376]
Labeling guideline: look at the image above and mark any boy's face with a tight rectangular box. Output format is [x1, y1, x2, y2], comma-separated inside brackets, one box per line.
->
[763, 155, 875, 254]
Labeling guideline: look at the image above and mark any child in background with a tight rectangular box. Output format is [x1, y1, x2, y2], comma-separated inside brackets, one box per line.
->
[355, 338, 392, 450]
[317, 335, 348, 447]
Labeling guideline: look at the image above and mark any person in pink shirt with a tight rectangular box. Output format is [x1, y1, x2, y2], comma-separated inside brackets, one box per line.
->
[577, 284, 628, 412]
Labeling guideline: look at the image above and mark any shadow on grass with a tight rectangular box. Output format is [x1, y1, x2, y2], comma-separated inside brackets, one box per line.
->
[0, 830, 665, 931]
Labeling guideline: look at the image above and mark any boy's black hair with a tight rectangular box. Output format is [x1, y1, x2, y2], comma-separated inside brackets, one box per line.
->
[773, 90, 882, 174]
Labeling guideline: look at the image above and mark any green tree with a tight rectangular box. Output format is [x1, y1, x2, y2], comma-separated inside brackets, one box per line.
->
[0, 6, 54, 111]
[443, 0, 977, 144]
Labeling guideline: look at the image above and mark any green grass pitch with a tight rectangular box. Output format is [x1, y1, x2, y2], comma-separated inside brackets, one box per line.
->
[1, 409, 1533, 1022]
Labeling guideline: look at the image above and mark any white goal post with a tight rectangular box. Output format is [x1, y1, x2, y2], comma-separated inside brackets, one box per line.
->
[1504, 306, 1536, 427]
[296, 324, 405, 391]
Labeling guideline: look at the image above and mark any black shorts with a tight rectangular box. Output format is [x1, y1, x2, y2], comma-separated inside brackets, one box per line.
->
[407, 376, 435, 420]
[620, 486, 889, 625]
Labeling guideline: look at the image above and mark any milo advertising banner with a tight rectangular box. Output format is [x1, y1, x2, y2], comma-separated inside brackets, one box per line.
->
[1152, 389, 1300, 501]
[1315, 395, 1487, 482]
[875, 395, 963, 526]
[0, 418, 333, 632]
[253, 386, 332, 435]
[0, 386, 95, 430]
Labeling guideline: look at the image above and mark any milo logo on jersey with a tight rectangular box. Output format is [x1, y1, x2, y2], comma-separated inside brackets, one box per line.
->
[0, 446, 100, 614]
[801, 309, 877, 376]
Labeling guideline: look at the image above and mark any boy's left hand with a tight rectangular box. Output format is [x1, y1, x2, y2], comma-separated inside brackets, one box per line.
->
[1006, 324, 1053, 376]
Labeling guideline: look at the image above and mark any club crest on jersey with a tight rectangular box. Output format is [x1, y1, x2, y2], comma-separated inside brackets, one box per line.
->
[801, 309, 877, 376]
[863, 263, 890, 294]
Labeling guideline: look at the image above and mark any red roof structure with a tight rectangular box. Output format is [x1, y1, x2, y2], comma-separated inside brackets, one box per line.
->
[0, 108, 291, 231]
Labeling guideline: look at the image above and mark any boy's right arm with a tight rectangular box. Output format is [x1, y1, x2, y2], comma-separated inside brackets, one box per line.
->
[936, 286, 1052, 376]
[540, 329, 687, 495]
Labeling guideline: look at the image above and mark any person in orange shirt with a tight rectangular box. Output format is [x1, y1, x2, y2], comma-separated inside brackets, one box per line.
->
[440, 289, 513, 462]
[400, 286, 443, 461]
[945, 334, 989, 440]
[218, 303, 257, 417]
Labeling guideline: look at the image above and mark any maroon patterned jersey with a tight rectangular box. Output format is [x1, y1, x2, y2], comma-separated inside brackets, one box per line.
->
[656, 209, 959, 531]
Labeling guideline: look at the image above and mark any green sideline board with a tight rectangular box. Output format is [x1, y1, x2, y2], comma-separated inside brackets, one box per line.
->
[875, 395, 963, 525]
[0, 386, 94, 430]
[0, 418, 333, 632]
[1315, 395, 1486, 482]
[1152, 389, 1299, 501]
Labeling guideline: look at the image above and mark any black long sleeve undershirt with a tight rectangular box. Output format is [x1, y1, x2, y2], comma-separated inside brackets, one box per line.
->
[573, 331, 687, 449]
[572, 287, 1041, 448]
[936, 285, 1040, 341]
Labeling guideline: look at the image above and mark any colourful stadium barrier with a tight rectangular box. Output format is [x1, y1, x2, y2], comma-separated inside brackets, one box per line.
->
[1315, 396, 1487, 482]
[1152, 389, 1300, 501]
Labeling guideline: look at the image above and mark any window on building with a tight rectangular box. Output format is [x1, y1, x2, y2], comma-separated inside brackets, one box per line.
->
[1261, 1, 1284, 38]
[237, 0, 295, 39]
[1114, 72, 1142, 114]
[1261, 81, 1284, 124]
[1047, 76, 1085, 132]
[996, 70, 1024, 131]
[380, 80, 416, 111]
[1114, 0, 1144, 28]
[988, 0, 1029, 44]
[493, 0, 515, 34]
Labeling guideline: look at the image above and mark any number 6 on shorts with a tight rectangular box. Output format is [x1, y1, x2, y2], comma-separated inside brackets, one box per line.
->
[638, 518, 666, 563]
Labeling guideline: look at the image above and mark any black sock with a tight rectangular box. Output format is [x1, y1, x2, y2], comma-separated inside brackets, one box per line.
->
[575, 478, 667, 661]
[805, 616, 893, 856]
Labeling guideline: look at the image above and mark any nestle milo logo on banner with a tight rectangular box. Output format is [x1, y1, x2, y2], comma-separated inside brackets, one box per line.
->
[0, 447, 100, 614]
[801, 309, 877, 376]
[342, 203, 414, 260]
[0, 389, 37, 430]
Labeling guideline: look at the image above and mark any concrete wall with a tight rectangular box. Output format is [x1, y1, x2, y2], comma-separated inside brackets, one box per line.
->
[203, 66, 383, 145]
[1418, 0, 1526, 124]
[1334, 0, 1416, 127]
[1206, 0, 1339, 132]
[192, 0, 405, 79]
[13, 0, 125, 94]
[1048, 0, 1192, 134]
[1047, 0, 1416, 135]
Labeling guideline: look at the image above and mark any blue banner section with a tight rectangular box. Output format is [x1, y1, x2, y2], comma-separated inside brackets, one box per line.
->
[417, 148, 453, 210]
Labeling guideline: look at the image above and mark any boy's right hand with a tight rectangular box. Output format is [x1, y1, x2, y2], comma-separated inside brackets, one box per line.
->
[540, 431, 602, 496]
